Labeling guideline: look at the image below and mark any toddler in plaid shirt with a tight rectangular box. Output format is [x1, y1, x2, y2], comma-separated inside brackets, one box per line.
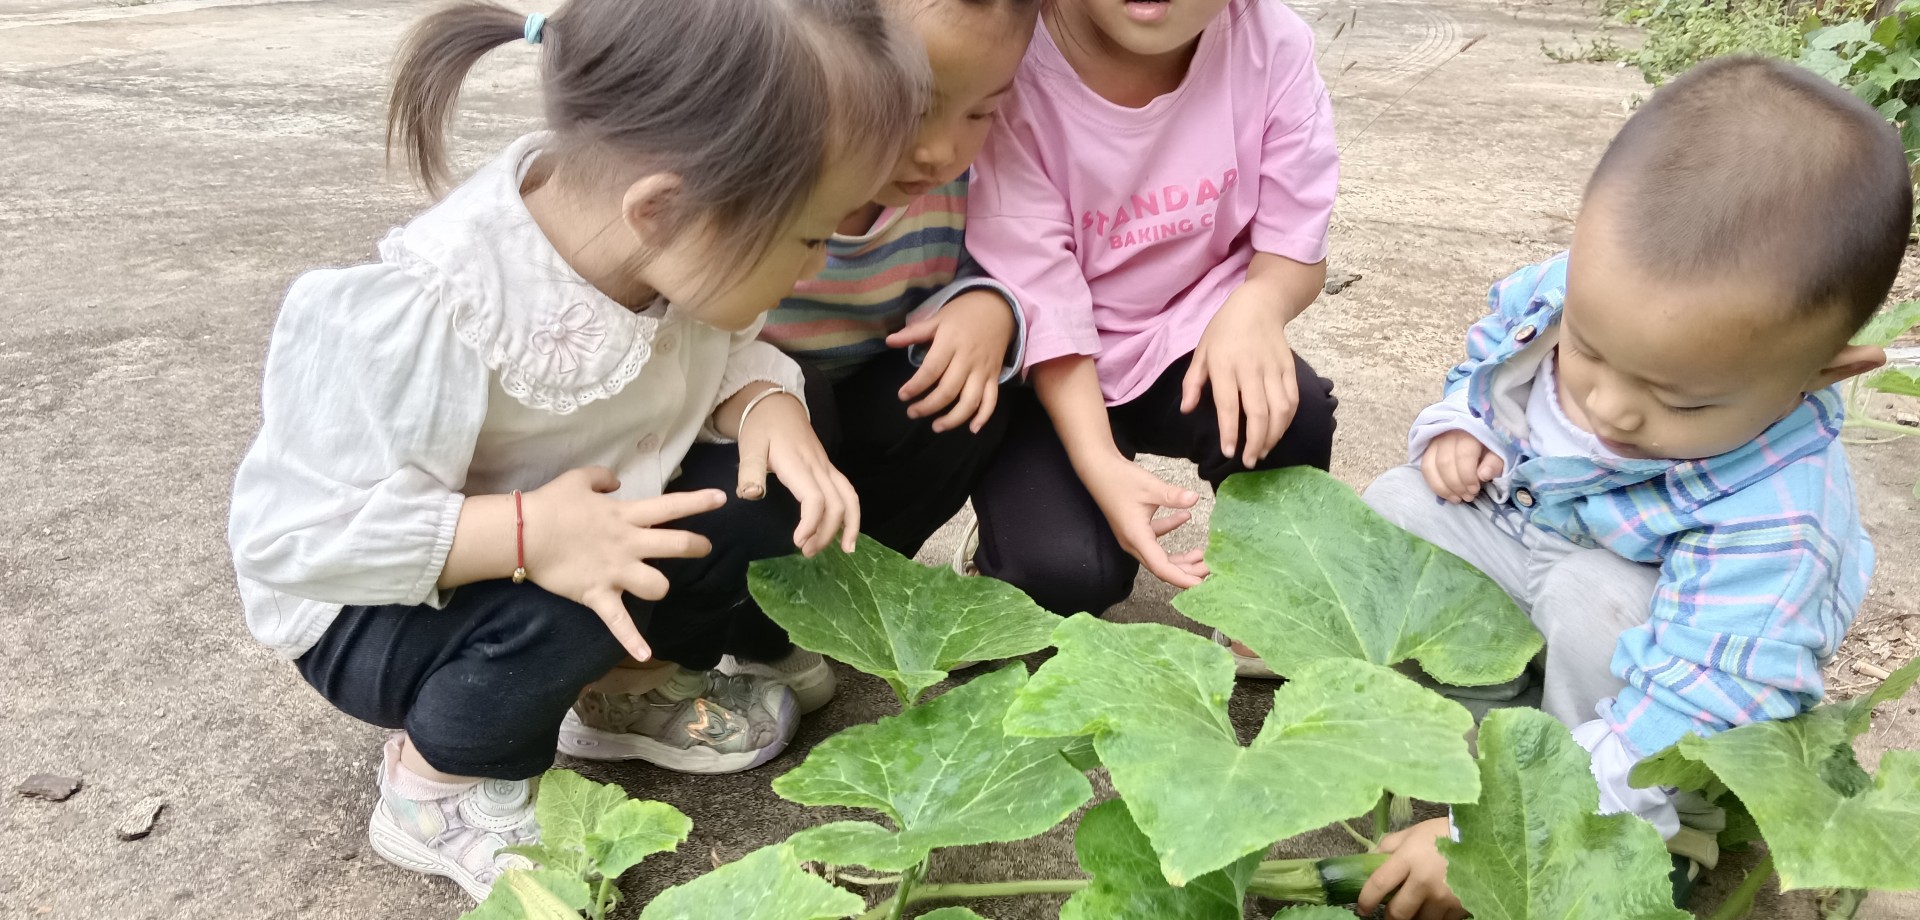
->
[1357, 56, 1911, 919]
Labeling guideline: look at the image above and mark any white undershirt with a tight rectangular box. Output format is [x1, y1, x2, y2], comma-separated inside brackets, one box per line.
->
[1525, 349, 1620, 461]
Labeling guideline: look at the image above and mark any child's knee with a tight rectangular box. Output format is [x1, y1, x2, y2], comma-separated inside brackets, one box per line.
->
[979, 545, 1135, 617]
[1362, 465, 1439, 529]
[1537, 550, 1656, 631]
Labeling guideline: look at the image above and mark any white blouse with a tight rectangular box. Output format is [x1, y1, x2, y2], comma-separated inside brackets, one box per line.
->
[228, 134, 805, 658]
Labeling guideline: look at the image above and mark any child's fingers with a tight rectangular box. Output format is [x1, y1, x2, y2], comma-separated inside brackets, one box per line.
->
[1419, 898, 1463, 920]
[576, 465, 621, 494]
[618, 561, 672, 601]
[585, 589, 653, 662]
[622, 489, 727, 527]
[736, 442, 771, 501]
[1134, 534, 1205, 588]
[786, 472, 826, 555]
[970, 377, 1000, 434]
[627, 526, 713, 562]
[830, 467, 861, 553]
[1150, 509, 1193, 537]
[1259, 366, 1295, 461]
[1356, 855, 1412, 916]
[933, 371, 985, 433]
[1420, 448, 1453, 501]
[898, 344, 951, 403]
[1180, 351, 1209, 414]
[1238, 366, 1268, 469]
[1476, 450, 1505, 482]
[908, 363, 969, 420]
[1212, 369, 1242, 460]
[884, 315, 940, 348]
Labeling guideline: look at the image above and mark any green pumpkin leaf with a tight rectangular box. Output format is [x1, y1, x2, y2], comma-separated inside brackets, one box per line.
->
[1629, 658, 1920, 890]
[1273, 910, 1367, 920]
[920, 910, 992, 920]
[534, 769, 630, 855]
[1440, 709, 1688, 920]
[497, 842, 587, 878]
[498, 869, 593, 920]
[1864, 366, 1920, 397]
[1006, 616, 1479, 885]
[584, 798, 693, 881]
[461, 887, 528, 920]
[1857, 301, 1920, 346]
[1172, 468, 1541, 686]
[638, 843, 864, 920]
[749, 536, 1058, 705]
[1062, 800, 1259, 920]
[1059, 735, 1102, 772]
[776, 666, 1092, 871]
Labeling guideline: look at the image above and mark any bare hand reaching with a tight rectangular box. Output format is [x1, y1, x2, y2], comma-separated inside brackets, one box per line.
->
[519, 467, 725, 662]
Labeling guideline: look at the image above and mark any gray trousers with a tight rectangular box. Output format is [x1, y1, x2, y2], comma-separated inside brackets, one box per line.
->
[1361, 465, 1657, 729]
[1362, 465, 1723, 864]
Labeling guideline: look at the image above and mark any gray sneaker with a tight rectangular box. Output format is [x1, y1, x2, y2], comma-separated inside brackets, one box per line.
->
[557, 667, 797, 773]
[718, 649, 837, 715]
[367, 746, 537, 901]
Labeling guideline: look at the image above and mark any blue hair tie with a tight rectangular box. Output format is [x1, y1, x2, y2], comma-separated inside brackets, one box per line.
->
[523, 12, 547, 45]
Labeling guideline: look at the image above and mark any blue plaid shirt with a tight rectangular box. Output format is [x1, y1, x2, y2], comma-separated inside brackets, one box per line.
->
[1444, 254, 1873, 757]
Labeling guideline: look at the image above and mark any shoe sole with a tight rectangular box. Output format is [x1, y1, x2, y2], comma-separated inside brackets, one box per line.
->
[722, 657, 838, 715]
[555, 687, 799, 773]
[1212, 629, 1282, 680]
[367, 802, 493, 903]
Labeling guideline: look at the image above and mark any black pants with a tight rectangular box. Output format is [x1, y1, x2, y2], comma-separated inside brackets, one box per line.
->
[972, 352, 1337, 617]
[800, 348, 1011, 557]
[295, 443, 800, 779]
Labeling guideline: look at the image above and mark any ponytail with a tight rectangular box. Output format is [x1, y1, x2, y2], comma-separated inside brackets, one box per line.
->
[386, 1, 526, 194]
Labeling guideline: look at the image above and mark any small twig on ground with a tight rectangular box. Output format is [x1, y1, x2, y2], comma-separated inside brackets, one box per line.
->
[1854, 660, 1893, 680]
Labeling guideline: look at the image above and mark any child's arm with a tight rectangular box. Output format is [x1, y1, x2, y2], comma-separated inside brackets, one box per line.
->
[1606, 502, 1855, 759]
[1031, 355, 1208, 588]
[703, 322, 859, 557]
[1182, 253, 1324, 468]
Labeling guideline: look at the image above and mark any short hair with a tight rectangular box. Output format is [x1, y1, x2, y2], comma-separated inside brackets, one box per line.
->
[1585, 55, 1912, 336]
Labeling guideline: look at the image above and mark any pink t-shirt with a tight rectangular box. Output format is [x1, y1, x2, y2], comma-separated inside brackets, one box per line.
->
[966, 0, 1338, 405]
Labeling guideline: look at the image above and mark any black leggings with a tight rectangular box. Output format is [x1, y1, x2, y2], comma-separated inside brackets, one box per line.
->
[972, 351, 1337, 617]
[799, 348, 1012, 557]
[295, 443, 800, 779]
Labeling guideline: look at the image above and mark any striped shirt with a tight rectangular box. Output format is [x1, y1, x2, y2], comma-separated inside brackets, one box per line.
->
[764, 177, 1021, 381]
[1442, 254, 1874, 757]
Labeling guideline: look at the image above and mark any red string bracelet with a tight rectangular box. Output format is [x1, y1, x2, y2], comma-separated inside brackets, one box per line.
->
[511, 489, 528, 584]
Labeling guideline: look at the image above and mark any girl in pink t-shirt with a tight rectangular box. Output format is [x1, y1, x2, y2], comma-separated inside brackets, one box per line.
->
[964, 0, 1338, 655]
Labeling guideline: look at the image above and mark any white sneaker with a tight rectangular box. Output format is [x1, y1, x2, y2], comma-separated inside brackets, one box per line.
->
[558, 667, 798, 773]
[367, 741, 538, 902]
[1212, 628, 1281, 679]
[951, 516, 980, 576]
[718, 648, 837, 715]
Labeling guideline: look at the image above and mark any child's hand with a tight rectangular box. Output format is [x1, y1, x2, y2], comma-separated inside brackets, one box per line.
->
[1081, 454, 1209, 588]
[1182, 280, 1301, 469]
[1420, 429, 1505, 503]
[522, 467, 726, 662]
[886, 290, 1016, 434]
[1358, 817, 1467, 920]
[735, 391, 861, 557]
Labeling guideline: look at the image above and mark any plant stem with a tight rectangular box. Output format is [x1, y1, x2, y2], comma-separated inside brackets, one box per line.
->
[1843, 416, 1918, 437]
[853, 878, 1091, 920]
[1372, 793, 1392, 843]
[1708, 852, 1775, 920]
[886, 862, 924, 920]
[591, 876, 614, 920]
[1336, 819, 1377, 850]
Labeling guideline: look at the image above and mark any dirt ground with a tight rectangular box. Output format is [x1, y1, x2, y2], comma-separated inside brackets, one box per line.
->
[3, 0, 1917, 918]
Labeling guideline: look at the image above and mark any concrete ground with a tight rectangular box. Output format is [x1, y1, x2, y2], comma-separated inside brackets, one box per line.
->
[3, 0, 1917, 918]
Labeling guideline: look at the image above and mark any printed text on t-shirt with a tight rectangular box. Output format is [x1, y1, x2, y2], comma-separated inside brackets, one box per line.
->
[1081, 169, 1238, 251]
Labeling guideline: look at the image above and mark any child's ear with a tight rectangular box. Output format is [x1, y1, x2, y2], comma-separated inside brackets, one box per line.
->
[620, 174, 683, 241]
[1805, 344, 1887, 392]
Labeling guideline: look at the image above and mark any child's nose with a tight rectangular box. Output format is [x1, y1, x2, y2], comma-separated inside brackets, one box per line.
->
[914, 132, 954, 171]
[1586, 384, 1642, 432]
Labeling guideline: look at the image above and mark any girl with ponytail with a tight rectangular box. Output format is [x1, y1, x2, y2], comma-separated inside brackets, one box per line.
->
[227, 0, 923, 900]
